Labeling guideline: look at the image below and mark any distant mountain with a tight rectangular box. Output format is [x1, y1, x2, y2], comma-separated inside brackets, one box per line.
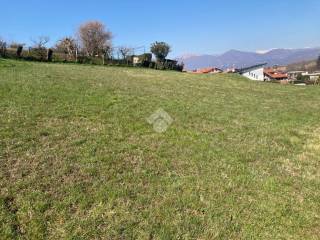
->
[177, 47, 320, 70]
[287, 59, 319, 72]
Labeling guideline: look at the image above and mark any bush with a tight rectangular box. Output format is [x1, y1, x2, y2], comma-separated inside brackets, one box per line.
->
[141, 60, 151, 67]
[52, 51, 67, 62]
[139, 53, 152, 62]
[0, 39, 7, 57]
[47, 49, 53, 62]
[149, 62, 155, 68]
[77, 56, 92, 64]
[30, 47, 47, 61]
[296, 74, 309, 83]
[151, 59, 183, 71]
[155, 62, 165, 70]
[77, 56, 104, 65]
[17, 46, 23, 57]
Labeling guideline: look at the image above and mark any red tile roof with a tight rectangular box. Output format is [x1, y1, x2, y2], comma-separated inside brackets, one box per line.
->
[196, 67, 222, 74]
[264, 69, 287, 79]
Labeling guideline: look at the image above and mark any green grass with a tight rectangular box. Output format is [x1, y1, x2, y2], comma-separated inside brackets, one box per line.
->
[0, 59, 320, 239]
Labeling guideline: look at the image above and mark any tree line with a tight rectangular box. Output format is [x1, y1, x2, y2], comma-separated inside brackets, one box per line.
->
[0, 21, 183, 71]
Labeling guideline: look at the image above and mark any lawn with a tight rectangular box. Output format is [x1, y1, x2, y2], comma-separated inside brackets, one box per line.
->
[0, 59, 319, 239]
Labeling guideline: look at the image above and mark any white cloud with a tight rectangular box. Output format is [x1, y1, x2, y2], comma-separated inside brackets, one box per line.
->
[256, 49, 276, 54]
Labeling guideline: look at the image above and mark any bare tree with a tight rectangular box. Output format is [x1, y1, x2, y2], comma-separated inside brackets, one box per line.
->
[118, 46, 133, 60]
[78, 21, 112, 57]
[32, 36, 49, 49]
[105, 46, 113, 60]
[56, 37, 77, 61]
[31, 36, 50, 61]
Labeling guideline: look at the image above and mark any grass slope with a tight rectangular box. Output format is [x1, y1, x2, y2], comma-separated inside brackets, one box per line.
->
[0, 59, 320, 239]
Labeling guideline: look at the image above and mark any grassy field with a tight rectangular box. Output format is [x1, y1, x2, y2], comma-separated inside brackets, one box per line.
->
[0, 59, 320, 239]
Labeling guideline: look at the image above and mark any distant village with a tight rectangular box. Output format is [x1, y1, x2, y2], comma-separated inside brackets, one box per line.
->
[186, 62, 320, 85]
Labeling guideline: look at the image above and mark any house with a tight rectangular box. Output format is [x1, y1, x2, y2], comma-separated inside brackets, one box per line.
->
[194, 67, 222, 74]
[302, 72, 320, 81]
[239, 63, 267, 81]
[287, 71, 320, 81]
[264, 68, 288, 81]
[130, 53, 152, 66]
[133, 56, 140, 65]
[287, 71, 306, 80]
[224, 68, 239, 73]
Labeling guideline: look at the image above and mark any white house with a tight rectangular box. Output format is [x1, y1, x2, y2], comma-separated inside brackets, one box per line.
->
[239, 63, 267, 81]
[302, 72, 320, 81]
[287, 71, 320, 81]
[133, 56, 140, 65]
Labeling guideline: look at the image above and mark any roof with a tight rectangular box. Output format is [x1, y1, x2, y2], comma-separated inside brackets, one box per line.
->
[196, 67, 222, 74]
[287, 71, 306, 74]
[239, 63, 267, 74]
[303, 72, 320, 76]
[264, 69, 287, 79]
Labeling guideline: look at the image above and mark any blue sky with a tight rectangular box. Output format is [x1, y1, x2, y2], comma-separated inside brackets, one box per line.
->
[1, 0, 320, 57]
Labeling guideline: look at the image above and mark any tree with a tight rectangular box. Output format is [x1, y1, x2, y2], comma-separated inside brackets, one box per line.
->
[104, 46, 113, 60]
[32, 36, 49, 49]
[0, 38, 7, 57]
[31, 36, 50, 61]
[17, 45, 23, 57]
[118, 46, 132, 60]
[78, 21, 112, 57]
[56, 37, 78, 61]
[47, 49, 53, 62]
[317, 55, 320, 70]
[150, 41, 171, 62]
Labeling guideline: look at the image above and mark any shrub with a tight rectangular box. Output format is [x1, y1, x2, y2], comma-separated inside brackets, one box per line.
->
[30, 47, 47, 61]
[77, 56, 104, 65]
[17, 46, 23, 57]
[155, 62, 165, 70]
[0, 39, 7, 57]
[296, 74, 309, 83]
[149, 62, 155, 68]
[77, 56, 92, 64]
[31, 36, 50, 61]
[47, 49, 53, 62]
[139, 53, 152, 62]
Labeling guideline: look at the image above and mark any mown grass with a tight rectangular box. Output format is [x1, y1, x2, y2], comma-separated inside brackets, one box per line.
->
[0, 59, 319, 239]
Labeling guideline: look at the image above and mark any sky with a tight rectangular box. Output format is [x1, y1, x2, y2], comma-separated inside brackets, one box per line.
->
[1, 0, 320, 57]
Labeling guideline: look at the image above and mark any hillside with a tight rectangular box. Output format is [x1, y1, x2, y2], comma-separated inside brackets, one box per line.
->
[1, 59, 320, 239]
[179, 47, 320, 70]
[287, 59, 319, 72]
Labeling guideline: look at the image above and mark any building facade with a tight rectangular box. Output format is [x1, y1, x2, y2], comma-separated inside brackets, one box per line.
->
[239, 64, 267, 81]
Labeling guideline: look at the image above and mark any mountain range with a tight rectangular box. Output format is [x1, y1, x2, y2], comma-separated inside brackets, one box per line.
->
[177, 47, 320, 70]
